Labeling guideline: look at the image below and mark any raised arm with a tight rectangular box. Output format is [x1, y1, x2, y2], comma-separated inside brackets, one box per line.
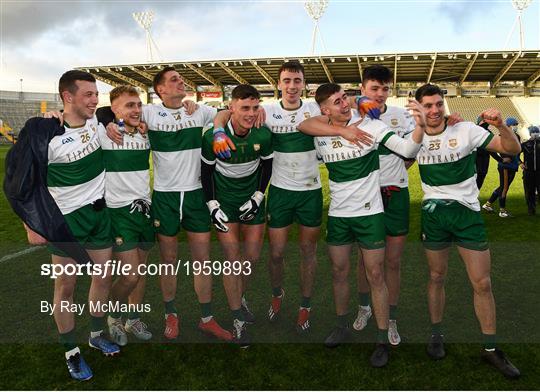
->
[380, 99, 426, 158]
[481, 109, 521, 155]
[404, 99, 426, 144]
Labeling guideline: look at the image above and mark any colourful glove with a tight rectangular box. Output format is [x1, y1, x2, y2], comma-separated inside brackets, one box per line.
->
[212, 127, 236, 159]
[356, 96, 381, 120]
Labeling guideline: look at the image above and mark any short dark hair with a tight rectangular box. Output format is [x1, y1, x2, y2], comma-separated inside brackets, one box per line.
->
[315, 83, 342, 105]
[231, 84, 260, 100]
[415, 83, 445, 102]
[277, 61, 305, 80]
[362, 65, 392, 85]
[152, 66, 176, 99]
[58, 70, 96, 103]
[110, 85, 140, 103]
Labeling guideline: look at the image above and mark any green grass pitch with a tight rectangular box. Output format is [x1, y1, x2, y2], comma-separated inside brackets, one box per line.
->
[0, 144, 538, 390]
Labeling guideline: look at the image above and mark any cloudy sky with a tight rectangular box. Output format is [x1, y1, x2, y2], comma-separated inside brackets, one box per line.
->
[1, 0, 539, 93]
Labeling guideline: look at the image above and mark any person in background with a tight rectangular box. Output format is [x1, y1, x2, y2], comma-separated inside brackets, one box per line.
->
[520, 125, 540, 215]
[475, 116, 496, 190]
[482, 117, 522, 217]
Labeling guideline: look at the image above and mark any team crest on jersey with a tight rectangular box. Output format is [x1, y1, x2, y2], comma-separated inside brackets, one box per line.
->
[90, 124, 96, 133]
[391, 118, 398, 127]
[304, 112, 311, 119]
[153, 219, 161, 228]
[115, 237, 124, 246]
[448, 138, 458, 148]
[253, 144, 260, 151]
[173, 113, 181, 121]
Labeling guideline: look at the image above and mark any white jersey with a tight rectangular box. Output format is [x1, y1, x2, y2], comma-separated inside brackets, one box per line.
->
[47, 117, 105, 215]
[379, 105, 416, 187]
[98, 127, 151, 208]
[417, 121, 494, 211]
[315, 114, 421, 217]
[264, 100, 321, 191]
[143, 103, 217, 192]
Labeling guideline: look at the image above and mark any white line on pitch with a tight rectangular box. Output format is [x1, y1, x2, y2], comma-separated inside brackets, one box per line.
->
[0, 246, 45, 264]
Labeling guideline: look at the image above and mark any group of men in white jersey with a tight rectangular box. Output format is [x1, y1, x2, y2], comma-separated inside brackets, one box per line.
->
[15, 60, 522, 380]
[211, 62, 521, 375]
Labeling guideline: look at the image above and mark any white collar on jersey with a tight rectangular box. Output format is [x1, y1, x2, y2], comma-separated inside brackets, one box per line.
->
[227, 119, 251, 138]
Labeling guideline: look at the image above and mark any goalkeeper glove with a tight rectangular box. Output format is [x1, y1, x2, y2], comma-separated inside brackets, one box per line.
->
[207, 200, 229, 232]
[213, 127, 236, 159]
[356, 96, 381, 120]
[239, 191, 264, 222]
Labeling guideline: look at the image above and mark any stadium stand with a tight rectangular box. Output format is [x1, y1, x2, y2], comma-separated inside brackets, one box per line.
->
[0, 91, 63, 142]
[79, 50, 538, 138]
[446, 97, 523, 123]
[511, 96, 540, 125]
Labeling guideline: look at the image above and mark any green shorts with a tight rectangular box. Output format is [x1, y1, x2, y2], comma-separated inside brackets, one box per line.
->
[382, 186, 410, 237]
[326, 213, 386, 249]
[152, 189, 211, 236]
[421, 199, 488, 251]
[220, 193, 266, 225]
[109, 202, 155, 252]
[267, 185, 323, 228]
[48, 203, 112, 256]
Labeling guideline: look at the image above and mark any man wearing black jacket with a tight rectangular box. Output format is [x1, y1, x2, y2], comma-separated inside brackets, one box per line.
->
[4, 70, 119, 381]
[520, 126, 540, 215]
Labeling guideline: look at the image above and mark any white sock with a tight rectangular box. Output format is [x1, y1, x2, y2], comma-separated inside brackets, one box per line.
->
[65, 346, 80, 360]
[201, 316, 213, 323]
[234, 319, 245, 327]
[90, 330, 103, 339]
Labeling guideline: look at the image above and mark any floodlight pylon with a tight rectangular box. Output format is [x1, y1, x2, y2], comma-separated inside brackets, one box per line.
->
[503, 0, 533, 51]
[133, 11, 163, 62]
[304, 0, 329, 55]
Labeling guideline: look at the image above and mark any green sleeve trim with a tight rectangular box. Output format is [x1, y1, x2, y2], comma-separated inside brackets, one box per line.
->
[480, 132, 495, 149]
[380, 131, 396, 146]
